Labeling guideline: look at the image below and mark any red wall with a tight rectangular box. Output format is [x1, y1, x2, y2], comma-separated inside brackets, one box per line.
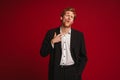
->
[0, 0, 120, 80]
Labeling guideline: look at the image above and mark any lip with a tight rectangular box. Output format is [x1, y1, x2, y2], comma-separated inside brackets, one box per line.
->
[66, 20, 70, 22]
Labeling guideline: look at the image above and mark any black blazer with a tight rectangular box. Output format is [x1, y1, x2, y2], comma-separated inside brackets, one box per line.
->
[40, 27, 88, 80]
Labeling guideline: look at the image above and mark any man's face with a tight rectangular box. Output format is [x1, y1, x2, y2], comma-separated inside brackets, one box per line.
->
[61, 11, 75, 28]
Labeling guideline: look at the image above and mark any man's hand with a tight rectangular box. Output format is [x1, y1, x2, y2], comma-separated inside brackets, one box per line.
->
[51, 32, 62, 44]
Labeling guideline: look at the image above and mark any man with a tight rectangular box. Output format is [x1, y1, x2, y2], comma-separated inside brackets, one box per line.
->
[40, 7, 88, 80]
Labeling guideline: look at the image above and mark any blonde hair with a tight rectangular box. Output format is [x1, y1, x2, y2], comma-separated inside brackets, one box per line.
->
[61, 7, 76, 19]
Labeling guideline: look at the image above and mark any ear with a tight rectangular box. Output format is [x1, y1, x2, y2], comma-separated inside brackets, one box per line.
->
[60, 16, 63, 20]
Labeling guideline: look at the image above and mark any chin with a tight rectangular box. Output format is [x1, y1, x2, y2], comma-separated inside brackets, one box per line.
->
[64, 24, 71, 28]
[65, 26, 70, 28]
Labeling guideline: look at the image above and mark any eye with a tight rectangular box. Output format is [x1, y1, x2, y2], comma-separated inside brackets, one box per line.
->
[71, 16, 74, 18]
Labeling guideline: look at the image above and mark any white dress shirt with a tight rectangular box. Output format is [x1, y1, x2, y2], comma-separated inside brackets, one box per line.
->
[59, 27, 74, 66]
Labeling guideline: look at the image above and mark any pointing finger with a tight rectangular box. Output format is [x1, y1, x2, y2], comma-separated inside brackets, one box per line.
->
[54, 32, 56, 37]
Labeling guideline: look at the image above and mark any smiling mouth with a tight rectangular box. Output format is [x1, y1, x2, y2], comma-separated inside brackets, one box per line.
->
[66, 20, 70, 23]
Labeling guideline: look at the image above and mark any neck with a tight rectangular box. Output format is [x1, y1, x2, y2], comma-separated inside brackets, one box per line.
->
[61, 25, 71, 34]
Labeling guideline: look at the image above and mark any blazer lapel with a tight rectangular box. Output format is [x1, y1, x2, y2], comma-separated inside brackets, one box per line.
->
[55, 27, 61, 50]
[70, 28, 74, 53]
[70, 28, 76, 61]
[55, 27, 62, 65]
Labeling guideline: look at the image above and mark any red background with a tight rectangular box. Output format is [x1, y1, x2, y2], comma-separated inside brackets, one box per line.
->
[0, 0, 120, 80]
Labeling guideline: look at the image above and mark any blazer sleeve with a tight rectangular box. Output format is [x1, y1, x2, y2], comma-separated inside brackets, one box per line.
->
[77, 32, 88, 75]
[40, 30, 54, 57]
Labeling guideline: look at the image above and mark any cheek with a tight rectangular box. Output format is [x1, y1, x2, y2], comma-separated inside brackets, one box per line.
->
[70, 19, 74, 23]
[62, 18, 67, 22]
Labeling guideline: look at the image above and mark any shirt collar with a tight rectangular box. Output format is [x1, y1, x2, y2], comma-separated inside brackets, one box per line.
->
[60, 26, 71, 34]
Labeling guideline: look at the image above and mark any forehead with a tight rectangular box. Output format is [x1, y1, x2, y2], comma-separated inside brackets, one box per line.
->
[65, 11, 74, 16]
